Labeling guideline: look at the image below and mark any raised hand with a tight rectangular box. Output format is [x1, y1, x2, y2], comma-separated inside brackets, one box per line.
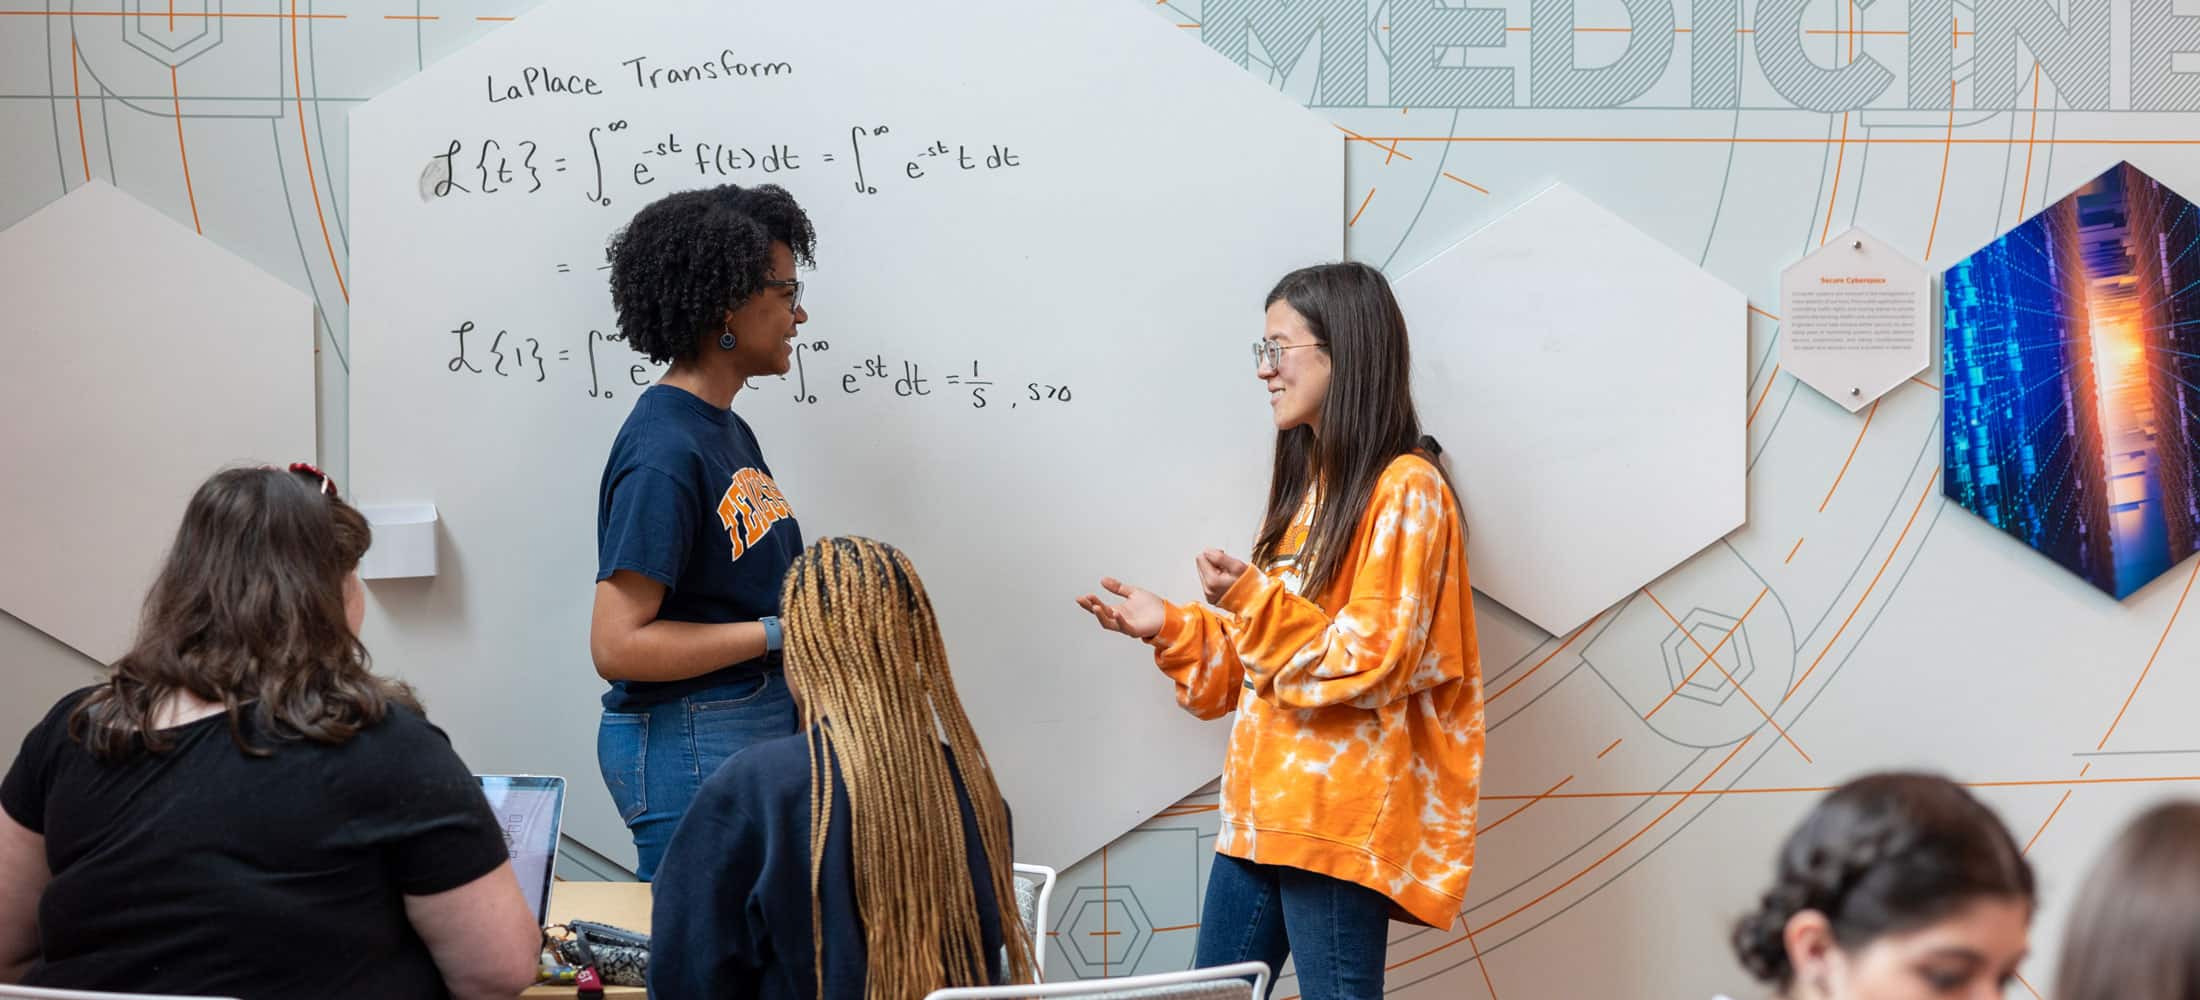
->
[1195, 549, 1250, 606]
[1075, 577, 1167, 640]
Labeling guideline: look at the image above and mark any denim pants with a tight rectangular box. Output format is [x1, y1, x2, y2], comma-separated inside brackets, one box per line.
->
[595, 670, 797, 880]
[1193, 853, 1392, 1000]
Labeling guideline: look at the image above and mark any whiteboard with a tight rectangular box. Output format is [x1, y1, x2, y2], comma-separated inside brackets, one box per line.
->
[348, 0, 1341, 869]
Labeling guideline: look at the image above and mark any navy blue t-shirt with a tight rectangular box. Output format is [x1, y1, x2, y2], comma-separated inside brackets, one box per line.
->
[597, 384, 801, 710]
[650, 730, 1010, 1000]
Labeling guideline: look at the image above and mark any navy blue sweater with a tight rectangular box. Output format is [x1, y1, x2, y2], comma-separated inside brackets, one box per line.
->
[649, 730, 1011, 999]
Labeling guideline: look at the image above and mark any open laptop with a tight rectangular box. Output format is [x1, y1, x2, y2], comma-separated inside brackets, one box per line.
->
[477, 774, 566, 925]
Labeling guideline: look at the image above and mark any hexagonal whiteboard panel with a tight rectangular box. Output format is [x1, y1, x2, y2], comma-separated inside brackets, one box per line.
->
[1779, 227, 1930, 413]
[0, 181, 315, 664]
[1396, 183, 1746, 636]
[1944, 160, 2200, 599]
[349, 0, 1339, 869]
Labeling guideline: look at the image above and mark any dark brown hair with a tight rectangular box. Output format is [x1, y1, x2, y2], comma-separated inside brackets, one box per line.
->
[1732, 773, 2034, 988]
[69, 466, 417, 760]
[2053, 800, 2200, 1000]
[1252, 262, 1453, 597]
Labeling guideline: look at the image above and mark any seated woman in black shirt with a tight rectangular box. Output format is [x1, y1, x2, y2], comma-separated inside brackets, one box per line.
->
[651, 537, 1035, 999]
[0, 465, 542, 998]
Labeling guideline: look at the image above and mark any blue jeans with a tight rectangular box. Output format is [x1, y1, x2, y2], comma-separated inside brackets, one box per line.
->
[595, 670, 797, 880]
[1194, 853, 1392, 1000]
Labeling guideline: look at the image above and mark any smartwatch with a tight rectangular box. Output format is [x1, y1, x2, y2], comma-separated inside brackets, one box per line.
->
[760, 615, 783, 653]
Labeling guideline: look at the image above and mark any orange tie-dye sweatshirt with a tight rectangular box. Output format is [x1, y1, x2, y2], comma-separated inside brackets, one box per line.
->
[1147, 453, 1484, 928]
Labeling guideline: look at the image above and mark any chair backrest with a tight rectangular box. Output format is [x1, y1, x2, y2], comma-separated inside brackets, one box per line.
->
[1009, 862, 1057, 977]
[0, 987, 241, 1000]
[921, 960, 1269, 999]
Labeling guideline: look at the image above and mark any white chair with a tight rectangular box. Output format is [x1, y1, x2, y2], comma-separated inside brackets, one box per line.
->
[1010, 862, 1057, 977]
[923, 960, 1270, 1000]
[0, 987, 240, 1000]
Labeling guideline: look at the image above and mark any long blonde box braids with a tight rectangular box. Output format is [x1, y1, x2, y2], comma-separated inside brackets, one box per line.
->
[780, 537, 1037, 999]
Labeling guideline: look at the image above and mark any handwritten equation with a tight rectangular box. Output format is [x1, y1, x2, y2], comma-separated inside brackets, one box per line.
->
[796, 345, 1071, 410]
[424, 121, 1025, 208]
[443, 323, 1073, 411]
[444, 323, 657, 399]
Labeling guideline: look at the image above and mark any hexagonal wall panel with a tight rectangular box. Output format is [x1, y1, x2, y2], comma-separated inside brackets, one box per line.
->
[1395, 183, 1746, 636]
[0, 181, 315, 664]
[1944, 161, 2200, 599]
[348, 0, 1339, 869]
[1780, 227, 1930, 413]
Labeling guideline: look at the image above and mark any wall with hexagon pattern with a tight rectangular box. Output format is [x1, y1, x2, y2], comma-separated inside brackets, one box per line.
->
[9, 1, 2200, 997]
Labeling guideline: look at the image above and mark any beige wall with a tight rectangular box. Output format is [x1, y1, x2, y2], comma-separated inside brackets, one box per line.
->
[0, 612, 104, 767]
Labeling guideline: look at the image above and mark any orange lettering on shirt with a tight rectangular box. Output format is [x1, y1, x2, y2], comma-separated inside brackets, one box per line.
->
[715, 469, 794, 562]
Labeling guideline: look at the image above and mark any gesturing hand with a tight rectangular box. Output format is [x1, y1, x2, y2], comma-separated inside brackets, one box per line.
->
[1195, 549, 1250, 606]
[1075, 577, 1167, 640]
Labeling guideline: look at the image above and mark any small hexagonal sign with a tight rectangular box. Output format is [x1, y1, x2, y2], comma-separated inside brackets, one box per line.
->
[1396, 183, 1747, 636]
[1944, 161, 2200, 599]
[1779, 227, 1931, 413]
[0, 181, 315, 664]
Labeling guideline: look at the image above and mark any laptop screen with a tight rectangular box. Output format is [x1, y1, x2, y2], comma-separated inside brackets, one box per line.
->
[478, 774, 566, 925]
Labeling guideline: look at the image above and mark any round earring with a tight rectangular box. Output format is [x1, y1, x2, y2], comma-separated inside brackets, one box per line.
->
[719, 331, 737, 351]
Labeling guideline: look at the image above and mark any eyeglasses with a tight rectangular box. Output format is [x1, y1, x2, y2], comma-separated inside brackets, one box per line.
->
[761, 278, 803, 315]
[1253, 340, 1324, 371]
[269, 461, 339, 500]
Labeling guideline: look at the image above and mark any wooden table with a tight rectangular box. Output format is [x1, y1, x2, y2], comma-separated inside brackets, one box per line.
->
[523, 880, 653, 998]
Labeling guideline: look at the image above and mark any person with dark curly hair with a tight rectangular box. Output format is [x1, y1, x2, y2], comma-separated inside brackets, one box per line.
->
[1719, 773, 2033, 1000]
[588, 183, 816, 879]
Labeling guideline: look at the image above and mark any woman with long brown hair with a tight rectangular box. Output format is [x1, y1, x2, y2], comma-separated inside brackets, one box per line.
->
[2052, 800, 2200, 1000]
[651, 537, 1033, 999]
[0, 465, 541, 998]
[1076, 262, 1484, 998]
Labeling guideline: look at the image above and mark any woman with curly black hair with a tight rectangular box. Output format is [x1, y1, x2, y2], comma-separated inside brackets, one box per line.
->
[588, 182, 815, 878]
[1720, 773, 2033, 1000]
